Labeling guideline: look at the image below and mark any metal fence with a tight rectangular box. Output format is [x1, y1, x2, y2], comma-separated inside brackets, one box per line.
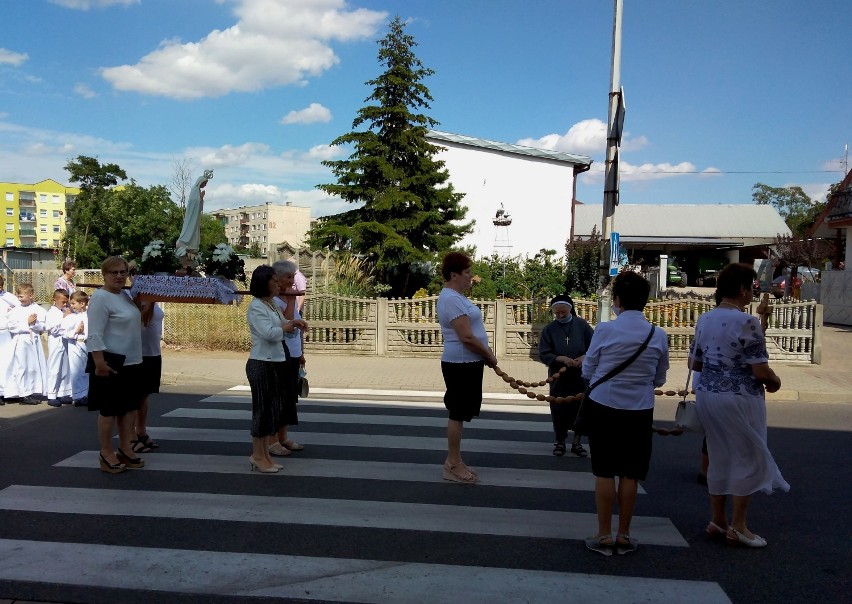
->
[7, 269, 822, 363]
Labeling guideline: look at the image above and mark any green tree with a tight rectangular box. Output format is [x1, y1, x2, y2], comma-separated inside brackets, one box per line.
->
[308, 16, 472, 297]
[62, 157, 225, 267]
[565, 226, 602, 298]
[247, 241, 263, 258]
[752, 183, 827, 237]
[62, 156, 128, 266]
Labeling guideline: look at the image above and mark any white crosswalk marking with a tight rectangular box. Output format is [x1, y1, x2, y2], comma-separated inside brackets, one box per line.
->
[0, 539, 732, 603]
[56, 451, 605, 490]
[0, 384, 732, 603]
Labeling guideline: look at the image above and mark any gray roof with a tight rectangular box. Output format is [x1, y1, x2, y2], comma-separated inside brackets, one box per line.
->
[427, 130, 592, 166]
[573, 204, 792, 245]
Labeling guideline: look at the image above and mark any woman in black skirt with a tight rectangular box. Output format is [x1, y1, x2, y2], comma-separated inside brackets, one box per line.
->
[580, 272, 669, 555]
[245, 265, 298, 473]
[538, 294, 594, 457]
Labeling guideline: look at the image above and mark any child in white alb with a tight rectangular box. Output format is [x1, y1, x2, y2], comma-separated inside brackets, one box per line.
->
[46, 289, 73, 407]
[63, 290, 90, 406]
[5, 283, 48, 404]
[0, 275, 21, 402]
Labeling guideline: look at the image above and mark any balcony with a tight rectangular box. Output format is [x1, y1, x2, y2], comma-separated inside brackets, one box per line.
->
[19, 228, 37, 238]
[19, 213, 36, 222]
[18, 193, 36, 208]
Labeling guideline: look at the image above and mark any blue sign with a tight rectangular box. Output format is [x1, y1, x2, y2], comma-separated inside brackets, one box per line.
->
[609, 232, 619, 277]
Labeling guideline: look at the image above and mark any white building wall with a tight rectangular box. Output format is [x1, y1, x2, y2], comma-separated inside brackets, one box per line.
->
[433, 144, 577, 258]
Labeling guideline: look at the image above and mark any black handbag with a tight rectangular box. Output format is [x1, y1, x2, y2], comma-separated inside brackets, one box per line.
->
[573, 325, 656, 436]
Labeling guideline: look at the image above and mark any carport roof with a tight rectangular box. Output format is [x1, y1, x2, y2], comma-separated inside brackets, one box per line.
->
[573, 204, 791, 245]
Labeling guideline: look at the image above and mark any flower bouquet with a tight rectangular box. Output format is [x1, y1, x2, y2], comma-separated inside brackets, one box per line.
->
[139, 240, 181, 275]
[199, 243, 246, 282]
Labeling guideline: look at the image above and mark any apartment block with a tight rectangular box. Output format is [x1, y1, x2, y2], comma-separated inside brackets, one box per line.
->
[212, 202, 312, 257]
[2, 179, 80, 249]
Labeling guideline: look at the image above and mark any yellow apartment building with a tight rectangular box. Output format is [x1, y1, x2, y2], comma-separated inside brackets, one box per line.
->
[2, 179, 80, 249]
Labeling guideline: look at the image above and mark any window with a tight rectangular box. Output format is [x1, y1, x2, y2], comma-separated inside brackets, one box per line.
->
[53, 210, 60, 218]
[4, 193, 12, 201]
[40, 209, 47, 217]
[53, 239, 60, 246]
[263, 212, 267, 219]
[52, 195, 60, 204]
[5, 208, 12, 216]
[5, 238, 14, 246]
[5, 224, 13, 231]
[53, 225, 60, 233]
[40, 239, 48, 247]
[40, 225, 47, 232]
[39, 194, 47, 203]
[262, 236, 266, 242]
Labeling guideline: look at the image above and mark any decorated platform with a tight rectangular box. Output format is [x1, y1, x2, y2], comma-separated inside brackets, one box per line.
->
[129, 275, 242, 305]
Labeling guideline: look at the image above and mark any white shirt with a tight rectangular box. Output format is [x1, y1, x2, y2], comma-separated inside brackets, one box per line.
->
[438, 287, 490, 363]
[582, 310, 669, 411]
[274, 297, 302, 358]
[87, 288, 143, 365]
[141, 303, 165, 357]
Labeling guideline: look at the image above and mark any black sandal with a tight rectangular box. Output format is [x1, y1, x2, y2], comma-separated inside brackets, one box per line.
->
[553, 442, 566, 456]
[131, 438, 153, 454]
[571, 444, 589, 458]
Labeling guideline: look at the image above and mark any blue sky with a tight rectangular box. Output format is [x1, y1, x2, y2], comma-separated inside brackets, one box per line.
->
[1, 0, 849, 222]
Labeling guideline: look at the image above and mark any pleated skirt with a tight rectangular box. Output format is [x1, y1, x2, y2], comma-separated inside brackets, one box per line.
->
[246, 359, 289, 437]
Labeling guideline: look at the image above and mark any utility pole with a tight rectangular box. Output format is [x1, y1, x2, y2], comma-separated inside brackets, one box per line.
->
[598, 0, 625, 323]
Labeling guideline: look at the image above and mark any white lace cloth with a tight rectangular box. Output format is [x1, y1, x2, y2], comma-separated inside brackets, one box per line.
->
[130, 275, 241, 305]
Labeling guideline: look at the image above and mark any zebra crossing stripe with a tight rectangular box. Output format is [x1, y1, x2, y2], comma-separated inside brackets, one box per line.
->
[114, 426, 568, 457]
[164, 407, 553, 432]
[202, 393, 552, 415]
[0, 485, 685, 546]
[56, 451, 616, 492]
[0, 538, 731, 603]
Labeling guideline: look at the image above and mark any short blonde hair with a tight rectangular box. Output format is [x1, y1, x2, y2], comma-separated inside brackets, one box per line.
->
[15, 283, 34, 296]
[101, 256, 129, 275]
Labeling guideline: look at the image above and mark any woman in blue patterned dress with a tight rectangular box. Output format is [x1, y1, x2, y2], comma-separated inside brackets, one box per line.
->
[689, 263, 789, 548]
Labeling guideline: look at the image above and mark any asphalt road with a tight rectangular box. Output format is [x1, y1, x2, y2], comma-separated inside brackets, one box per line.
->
[0, 383, 849, 604]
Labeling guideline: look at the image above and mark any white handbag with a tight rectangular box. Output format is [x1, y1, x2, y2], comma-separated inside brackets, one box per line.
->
[675, 369, 704, 433]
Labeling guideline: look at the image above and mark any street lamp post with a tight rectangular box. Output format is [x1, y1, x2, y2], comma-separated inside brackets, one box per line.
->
[598, 0, 625, 323]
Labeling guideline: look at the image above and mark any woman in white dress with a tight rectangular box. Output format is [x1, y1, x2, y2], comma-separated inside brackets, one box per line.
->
[689, 262, 788, 548]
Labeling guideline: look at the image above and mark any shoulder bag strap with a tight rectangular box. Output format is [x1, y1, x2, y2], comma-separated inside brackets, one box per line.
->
[588, 324, 656, 393]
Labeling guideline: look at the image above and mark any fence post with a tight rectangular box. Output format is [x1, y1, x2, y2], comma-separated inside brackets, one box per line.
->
[812, 304, 823, 364]
[495, 298, 506, 357]
[376, 297, 387, 356]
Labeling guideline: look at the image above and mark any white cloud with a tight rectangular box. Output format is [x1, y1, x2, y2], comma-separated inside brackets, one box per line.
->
[517, 118, 648, 156]
[281, 103, 333, 125]
[580, 160, 721, 183]
[49, 0, 139, 9]
[100, 0, 387, 99]
[0, 48, 28, 67]
[74, 83, 98, 98]
[205, 183, 342, 214]
[305, 144, 343, 161]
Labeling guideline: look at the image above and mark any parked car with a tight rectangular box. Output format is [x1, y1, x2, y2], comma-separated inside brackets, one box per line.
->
[770, 267, 820, 298]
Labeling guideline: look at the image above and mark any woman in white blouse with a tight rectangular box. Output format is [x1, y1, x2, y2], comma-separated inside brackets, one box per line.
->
[245, 266, 303, 473]
[581, 271, 669, 555]
[87, 256, 145, 473]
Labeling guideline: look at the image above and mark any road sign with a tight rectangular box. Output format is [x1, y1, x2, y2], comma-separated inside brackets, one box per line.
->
[609, 232, 619, 277]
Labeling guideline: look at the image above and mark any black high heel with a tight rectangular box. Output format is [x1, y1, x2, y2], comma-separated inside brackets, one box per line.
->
[116, 448, 145, 469]
[99, 453, 126, 474]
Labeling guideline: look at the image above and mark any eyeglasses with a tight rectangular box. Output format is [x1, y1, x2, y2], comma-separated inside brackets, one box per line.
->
[106, 270, 128, 276]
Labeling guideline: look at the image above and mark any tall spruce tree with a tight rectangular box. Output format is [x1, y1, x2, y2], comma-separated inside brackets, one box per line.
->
[309, 16, 472, 297]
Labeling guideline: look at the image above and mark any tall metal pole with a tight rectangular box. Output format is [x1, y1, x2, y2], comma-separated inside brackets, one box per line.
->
[598, 0, 624, 322]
